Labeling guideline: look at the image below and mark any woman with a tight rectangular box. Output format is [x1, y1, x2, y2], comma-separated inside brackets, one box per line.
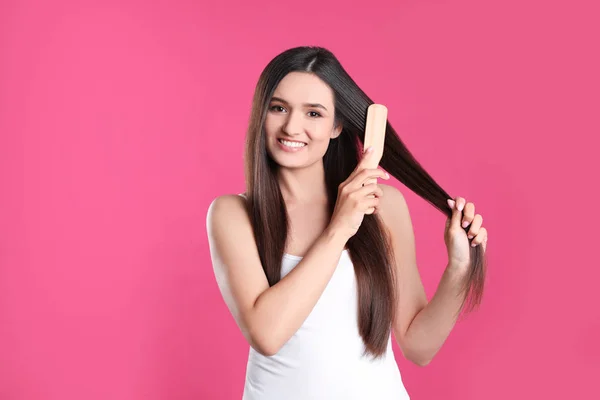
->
[207, 46, 488, 399]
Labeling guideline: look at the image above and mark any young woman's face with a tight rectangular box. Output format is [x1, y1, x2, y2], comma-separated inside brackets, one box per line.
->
[264, 72, 342, 168]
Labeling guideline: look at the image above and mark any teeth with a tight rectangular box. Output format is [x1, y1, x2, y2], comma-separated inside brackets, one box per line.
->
[279, 139, 306, 148]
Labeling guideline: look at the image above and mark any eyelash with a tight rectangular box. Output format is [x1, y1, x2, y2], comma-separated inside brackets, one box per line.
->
[269, 105, 322, 118]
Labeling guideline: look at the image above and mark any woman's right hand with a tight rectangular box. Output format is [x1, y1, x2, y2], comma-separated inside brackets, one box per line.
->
[328, 147, 390, 240]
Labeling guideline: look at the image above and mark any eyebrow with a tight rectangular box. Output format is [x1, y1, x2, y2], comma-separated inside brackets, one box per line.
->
[270, 96, 328, 112]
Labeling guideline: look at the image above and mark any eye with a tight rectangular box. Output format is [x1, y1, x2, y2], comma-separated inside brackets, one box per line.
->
[269, 105, 286, 113]
[269, 105, 322, 118]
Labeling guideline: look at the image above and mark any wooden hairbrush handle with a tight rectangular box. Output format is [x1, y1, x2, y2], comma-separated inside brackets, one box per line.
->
[363, 104, 388, 197]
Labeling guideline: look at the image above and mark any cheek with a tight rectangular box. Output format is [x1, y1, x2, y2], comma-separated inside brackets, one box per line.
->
[311, 124, 334, 140]
[263, 116, 280, 137]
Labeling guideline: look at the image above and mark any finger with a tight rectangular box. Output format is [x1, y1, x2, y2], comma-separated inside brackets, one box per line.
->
[461, 202, 475, 228]
[357, 182, 383, 198]
[360, 146, 375, 162]
[471, 228, 487, 247]
[354, 168, 389, 190]
[455, 196, 465, 212]
[347, 183, 382, 202]
[364, 194, 381, 214]
[357, 167, 389, 181]
[450, 197, 463, 228]
[360, 194, 381, 215]
[467, 214, 483, 239]
[340, 165, 378, 193]
[362, 174, 389, 187]
[363, 181, 384, 199]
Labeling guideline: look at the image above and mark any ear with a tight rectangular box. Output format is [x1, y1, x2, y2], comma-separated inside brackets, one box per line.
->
[331, 122, 343, 139]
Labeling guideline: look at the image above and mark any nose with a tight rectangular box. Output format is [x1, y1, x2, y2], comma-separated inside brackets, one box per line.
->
[281, 109, 304, 137]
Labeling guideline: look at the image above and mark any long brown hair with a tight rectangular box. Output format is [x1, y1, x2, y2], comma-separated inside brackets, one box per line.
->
[243, 46, 487, 359]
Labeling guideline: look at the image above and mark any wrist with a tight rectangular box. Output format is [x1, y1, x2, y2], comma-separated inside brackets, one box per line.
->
[323, 224, 349, 251]
[445, 261, 470, 277]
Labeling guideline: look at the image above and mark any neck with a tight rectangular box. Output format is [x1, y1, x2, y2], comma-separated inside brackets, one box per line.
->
[277, 160, 328, 205]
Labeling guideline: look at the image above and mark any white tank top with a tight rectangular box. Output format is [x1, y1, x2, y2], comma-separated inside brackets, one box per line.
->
[237, 194, 411, 400]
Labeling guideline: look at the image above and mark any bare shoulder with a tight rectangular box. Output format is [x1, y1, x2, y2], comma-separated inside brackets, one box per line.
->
[377, 183, 409, 223]
[205, 192, 261, 275]
[207, 193, 247, 218]
[376, 182, 414, 256]
[206, 193, 249, 232]
[379, 182, 405, 200]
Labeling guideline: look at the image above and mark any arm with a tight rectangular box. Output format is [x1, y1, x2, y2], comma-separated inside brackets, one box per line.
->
[398, 263, 467, 366]
[206, 195, 348, 356]
[379, 184, 467, 367]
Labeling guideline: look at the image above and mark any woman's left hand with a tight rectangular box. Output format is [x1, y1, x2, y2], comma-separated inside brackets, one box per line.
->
[444, 196, 488, 271]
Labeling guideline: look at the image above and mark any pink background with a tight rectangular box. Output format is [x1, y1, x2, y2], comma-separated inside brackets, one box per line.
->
[1, 0, 598, 399]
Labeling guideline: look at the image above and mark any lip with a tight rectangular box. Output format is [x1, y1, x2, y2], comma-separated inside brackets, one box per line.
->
[277, 138, 307, 152]
[277, 138, 307, 144]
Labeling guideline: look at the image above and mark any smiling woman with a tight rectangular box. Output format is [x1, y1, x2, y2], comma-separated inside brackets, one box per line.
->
[264, 72, 341, 163]
[206, 46, 488, 400]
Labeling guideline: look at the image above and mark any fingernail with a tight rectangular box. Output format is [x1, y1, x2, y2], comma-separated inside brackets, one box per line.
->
[366, 146, 373, 153]
[462, 221, 470, 228]
[468, 234, 474, 239]
[458, 202, 464, 212]
[385, 172, 390, 179]
[447, 199, 455, 208]
[471, 242, 477, 247]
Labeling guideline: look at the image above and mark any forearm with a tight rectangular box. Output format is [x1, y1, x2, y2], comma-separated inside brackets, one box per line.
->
[403, 263, 469, 365]
[249, 226, 348, 355]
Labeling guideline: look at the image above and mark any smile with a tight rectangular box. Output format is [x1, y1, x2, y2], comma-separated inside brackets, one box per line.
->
[277, 139, 307, 152]
[278, 139, 307, 148]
